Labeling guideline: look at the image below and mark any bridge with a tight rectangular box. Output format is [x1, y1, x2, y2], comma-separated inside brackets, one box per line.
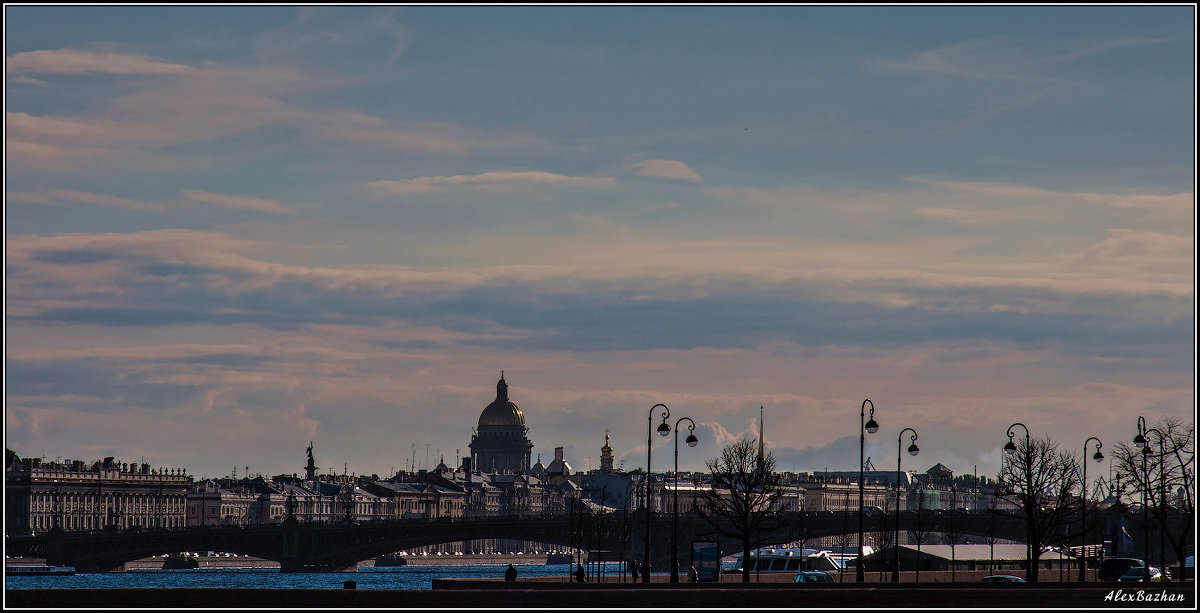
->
[7, 508, 1143, 573]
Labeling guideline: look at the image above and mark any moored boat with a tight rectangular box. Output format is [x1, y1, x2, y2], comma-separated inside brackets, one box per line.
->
[162, 553, 200, 569]
[6, 564, 76, 576]
[374, 553, 408, 567]
[724, 547, 843, 574]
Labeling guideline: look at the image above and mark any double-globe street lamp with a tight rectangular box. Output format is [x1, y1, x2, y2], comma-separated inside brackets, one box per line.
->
[644, 403, 671, 583]
[1133, 416, 1164, 583]
[857, 399, 879, 583]
[892, 427, 918, 583]
[1079, 437, 1103, 581]
[671, 417, 699, 583]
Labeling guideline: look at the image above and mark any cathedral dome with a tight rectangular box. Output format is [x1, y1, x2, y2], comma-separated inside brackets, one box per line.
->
[478, 374, 526, 427]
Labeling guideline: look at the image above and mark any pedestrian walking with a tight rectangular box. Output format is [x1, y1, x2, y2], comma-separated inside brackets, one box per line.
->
[504, 563, 517, 582]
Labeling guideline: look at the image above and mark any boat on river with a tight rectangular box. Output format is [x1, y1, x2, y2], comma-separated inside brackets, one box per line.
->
[725, 547, 844, 574]
[162, 553, 200, 569]
[6, 564, 76, 576]
[374, 553, 408, 567]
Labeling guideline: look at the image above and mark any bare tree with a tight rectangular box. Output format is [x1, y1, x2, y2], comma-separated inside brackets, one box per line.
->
[909, 486, 935, 583]
[834, 485, 854, 581]
[940, 487, 967, 582]
[619, 487, 634, 582]
[996, 435, 1081, 582]
[1110, 417, 1195, 582]
[985, 496, 1001, 574]
[696, 436, 784, 583]
[874, 493, 896, 581]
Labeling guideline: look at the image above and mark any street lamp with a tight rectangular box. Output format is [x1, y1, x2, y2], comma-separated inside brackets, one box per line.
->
[1134, 416, 1164, 583]
[1003, 422, 1031, 578]
[857, 399, 879, 583]
[644, 403, 671, 583]
[671, 417, 698, 583]
[892, 427, 918, 582]
[1003, 422, 1029, 454]
[1079, 437, 1103, 581]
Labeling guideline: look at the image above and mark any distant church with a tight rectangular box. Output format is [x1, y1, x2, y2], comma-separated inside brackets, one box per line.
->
[468, 373, 534, 474]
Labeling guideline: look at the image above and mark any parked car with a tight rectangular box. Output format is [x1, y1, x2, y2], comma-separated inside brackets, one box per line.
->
[1118, 566, 1165, 582]
[1099, 557, 1145, 581]
[980, 574, 1026, 583]
[793, 571, 836, 583]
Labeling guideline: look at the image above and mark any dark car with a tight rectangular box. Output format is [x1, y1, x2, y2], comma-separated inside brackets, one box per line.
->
[980, 574, 1026, 583]
[1099, 557, 1145, 581]
[1119, 566, 1165, 582]
[794, 571, 835, 583]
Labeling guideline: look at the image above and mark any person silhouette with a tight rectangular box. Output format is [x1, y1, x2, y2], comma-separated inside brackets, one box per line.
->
[575, 563, 586, 583]
[504, 563, 517, 582]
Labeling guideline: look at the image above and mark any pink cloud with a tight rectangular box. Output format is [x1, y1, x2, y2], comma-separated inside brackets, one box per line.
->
[181, 190, 300, 215]
[628, 159, 704, 182]
[6, 48, 196, 75]
[366, 171, 615, 195]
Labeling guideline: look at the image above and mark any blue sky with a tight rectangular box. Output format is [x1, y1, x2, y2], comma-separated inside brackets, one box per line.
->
[5, 6, 1194, 481]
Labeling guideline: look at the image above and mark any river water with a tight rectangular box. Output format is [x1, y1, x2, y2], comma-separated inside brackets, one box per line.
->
[5, 563, 643, 591]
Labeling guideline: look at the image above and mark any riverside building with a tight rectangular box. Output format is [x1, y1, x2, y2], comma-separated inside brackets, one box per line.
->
[5, 450, 192, 534]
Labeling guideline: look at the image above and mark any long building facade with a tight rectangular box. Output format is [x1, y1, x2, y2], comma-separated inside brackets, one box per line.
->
[5, 451, 192, 534]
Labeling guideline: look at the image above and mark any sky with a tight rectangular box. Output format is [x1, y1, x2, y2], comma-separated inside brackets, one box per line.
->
[4, 6, 1195, 483]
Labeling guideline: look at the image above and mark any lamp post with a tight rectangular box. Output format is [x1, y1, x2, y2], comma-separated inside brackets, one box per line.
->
[857, 399, 879, 582]
[644, 403, 671, 583]
[1003, 422, 1031, 577]
[671, 417, 698, 583]
[1079, 437, 1103, 581]
[892, 427, 918, 583]
[1133, 416, 1164, 583]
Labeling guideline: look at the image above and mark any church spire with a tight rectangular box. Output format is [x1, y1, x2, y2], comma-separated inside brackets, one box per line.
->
[600, 428, 614, 473]
[496, 371, 509, 401]
[757, 406, 765, 467]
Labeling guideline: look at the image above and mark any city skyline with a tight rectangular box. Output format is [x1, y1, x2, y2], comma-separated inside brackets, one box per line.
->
[5, 7, 1194, 482]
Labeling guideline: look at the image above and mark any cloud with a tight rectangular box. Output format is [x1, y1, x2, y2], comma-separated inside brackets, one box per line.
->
[6, 57, 481, 172]
[6, 188, 166, 212]
[254, 7, 412, 70]
[628, 159, 703, 182]
[365, 172, 615, 195]
[6, 48, 196, 75]
[301, 110, 476, 155]
[181, 190, 301, 215]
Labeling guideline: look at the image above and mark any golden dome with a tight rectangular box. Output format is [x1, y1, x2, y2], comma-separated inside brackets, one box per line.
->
[479, 399, 526, 427]
[478, 373, 526, 427]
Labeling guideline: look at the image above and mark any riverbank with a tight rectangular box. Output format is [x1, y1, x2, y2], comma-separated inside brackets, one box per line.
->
[7, 553, 562, 571]
[385, 553, 560, 567]
[7, 584, 1193, 608]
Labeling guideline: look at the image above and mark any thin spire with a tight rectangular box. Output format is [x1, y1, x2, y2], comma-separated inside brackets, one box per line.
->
[757, 406, 765, 468]
[758, 406, 764, 455]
